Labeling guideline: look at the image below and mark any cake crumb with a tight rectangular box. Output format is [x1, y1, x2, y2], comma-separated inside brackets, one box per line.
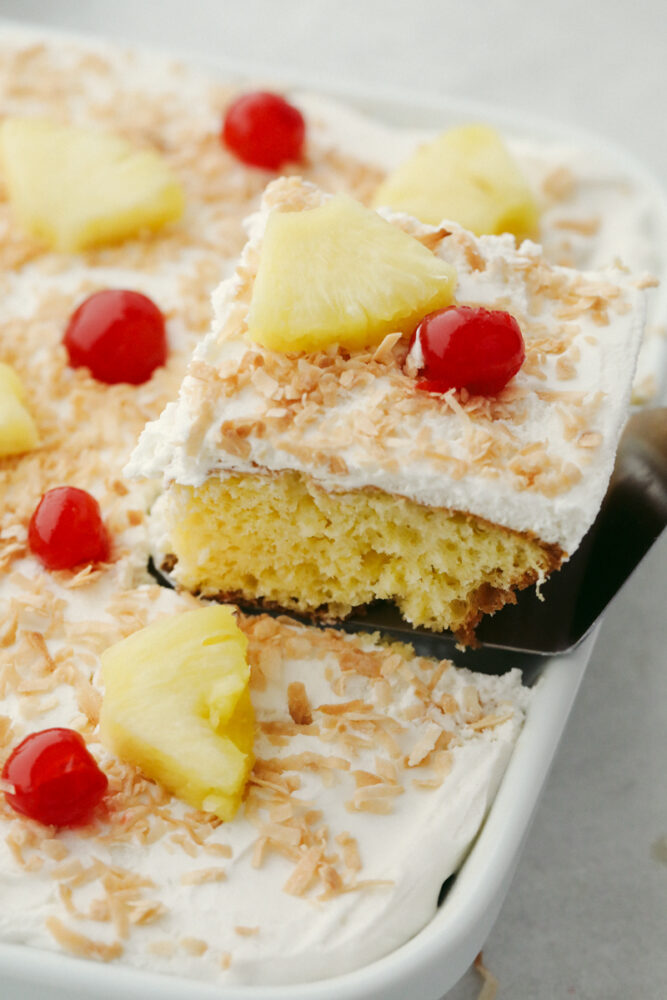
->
[474, 951, 499, 1000]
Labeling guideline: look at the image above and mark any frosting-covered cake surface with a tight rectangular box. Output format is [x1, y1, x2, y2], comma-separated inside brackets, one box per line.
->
[0, 22, 661, 990]
[0, 26, 530, 988]
[0, 553, 529, 983]
[129, 178, 648, 555]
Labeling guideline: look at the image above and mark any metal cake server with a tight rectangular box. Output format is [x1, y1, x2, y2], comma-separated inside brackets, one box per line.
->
[346, 405, 667, 656]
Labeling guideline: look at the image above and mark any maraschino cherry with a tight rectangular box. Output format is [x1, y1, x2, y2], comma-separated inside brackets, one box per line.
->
[28, 486, 110, 570]
[2, 728, 108, 827]
[408, 305, 525, 395]
[222, 91, 305, 170]
[64, 289, 167, 385]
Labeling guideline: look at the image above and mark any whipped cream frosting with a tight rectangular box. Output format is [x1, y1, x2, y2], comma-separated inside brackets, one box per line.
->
[128, 180, 646, 556]
[0, 548, 530, 986]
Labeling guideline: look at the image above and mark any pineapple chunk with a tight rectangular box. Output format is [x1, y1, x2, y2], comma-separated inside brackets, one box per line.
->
[100, 606, 254, 821]
[0, 118, 184, 252]
[246, 194, 456, 353]
[0, 362, 38, 458]
[374, 124, 539, 240]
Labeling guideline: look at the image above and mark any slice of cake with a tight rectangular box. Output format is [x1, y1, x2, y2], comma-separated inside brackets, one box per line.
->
[128, 177, 646, 641]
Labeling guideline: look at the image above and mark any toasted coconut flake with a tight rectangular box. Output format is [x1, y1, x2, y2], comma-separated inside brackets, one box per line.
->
[46, 916, 123, 961]
[437, 692, 460, 714]
[42, 839, 70, 862]
[260, 752, 351, 774]
[283, 845, 322, 896]
[128, 900, 168, 926]
[412, 749, 454, 789]
[180, 867, 227, 885]
[287, 681, 313, 725]
[461, 685, 482, 720]
[108, 894, 130, 940]
[552, 216, 600, 236]
[181, 937, 208, 956]
[348, 783, 404, 814]
[577, 430, 603, 449]
[203, 842, 233, 858]
[317, 699, 373, 716]
[407, 722, 443, 767]
[148, 939, 177, 958]
[76, 679, 103, 724]
[372, 331, 403, 363]
[269, 802, 294, 823]
[542, 165, 576, 201]
[353, 770, 383, 788]
[260, 822, 302, 848]
[251, 836, 268, 869]
[335, 832, 362, 872]
[320, 864, 344, 893]
[555, 355, 577, 380]
[168, 832, 199, 857]
[468, 712, 513, 732]
[374, 757, 399, 783]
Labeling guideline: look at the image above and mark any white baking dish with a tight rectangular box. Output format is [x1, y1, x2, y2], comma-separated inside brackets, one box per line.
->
[0, 19, 665, 1000]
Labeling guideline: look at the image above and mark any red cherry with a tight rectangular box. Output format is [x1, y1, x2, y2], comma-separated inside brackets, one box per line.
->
[409, 306, 526, 395]
[2, 728, 108, 827]
[64, 289, 167, 385]
[222, 91, 305, 170]
[28, 486, 110, 570]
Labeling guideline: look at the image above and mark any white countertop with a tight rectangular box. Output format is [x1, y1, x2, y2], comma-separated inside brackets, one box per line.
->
[1, 2, 665, 997]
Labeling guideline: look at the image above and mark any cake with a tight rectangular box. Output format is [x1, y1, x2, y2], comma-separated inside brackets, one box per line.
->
[128, 177, 647, 641]
[0, 26, 532, 989]
[0, 565, 530, 984]
[0, 22, 661, 992]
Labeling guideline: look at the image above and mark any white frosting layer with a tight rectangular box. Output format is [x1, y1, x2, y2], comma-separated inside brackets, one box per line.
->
[0, 555, 529, 985]
[128, 193, 646, 555]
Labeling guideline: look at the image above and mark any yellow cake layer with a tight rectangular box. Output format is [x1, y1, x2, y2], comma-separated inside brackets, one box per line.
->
[161, 471, 562, 639]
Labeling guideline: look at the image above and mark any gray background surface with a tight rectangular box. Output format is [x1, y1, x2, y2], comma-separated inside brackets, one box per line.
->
[1, 2, 665, 998]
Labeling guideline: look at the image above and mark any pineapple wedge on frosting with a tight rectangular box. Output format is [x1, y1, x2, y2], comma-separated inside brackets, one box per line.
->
[246, 194, 456, 352]
[0, 362, 39, 458]
[374, 124, 539, 240]
[0, 118, 184, 252]
[100, 606, 254, 821]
